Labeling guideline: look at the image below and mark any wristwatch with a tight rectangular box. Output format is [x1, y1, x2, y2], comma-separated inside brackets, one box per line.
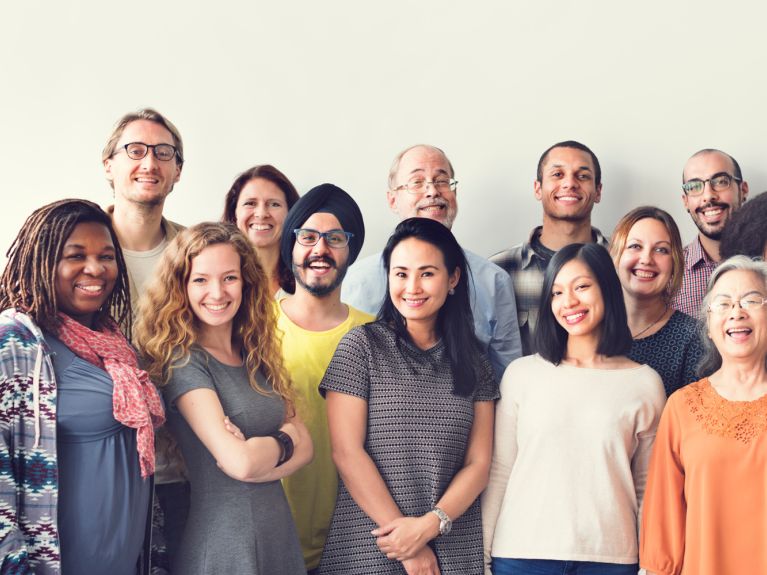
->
[430, 507, 452, 536]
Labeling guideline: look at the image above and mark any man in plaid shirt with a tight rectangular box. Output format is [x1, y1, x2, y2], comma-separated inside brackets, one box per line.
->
[491, 140, 607, 356]
[672, 149, 749, 317]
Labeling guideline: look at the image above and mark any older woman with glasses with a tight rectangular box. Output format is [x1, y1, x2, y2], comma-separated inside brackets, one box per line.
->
[609, 206, 704, 396]
[640, 255, 767, 575]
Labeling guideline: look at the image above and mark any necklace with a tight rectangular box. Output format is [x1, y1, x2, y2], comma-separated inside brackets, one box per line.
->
[632, 306, 668, 339]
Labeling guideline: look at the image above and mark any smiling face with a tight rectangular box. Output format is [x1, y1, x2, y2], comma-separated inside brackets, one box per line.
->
[291, 212, 350, 298]
[387, 146, 458, 229]
[104, 119, 182, 207]
[55, 222, 118, 327]
[535, 146, 602, 222]
[187, 243, 243, 334]
[707, 269, 767, 363]
[682, 151, 748, 241]
[234, 177, 289, 250]
[617, 217, 674, 301]
[551, 258, 605, 339]
[388, 237, 460, 332]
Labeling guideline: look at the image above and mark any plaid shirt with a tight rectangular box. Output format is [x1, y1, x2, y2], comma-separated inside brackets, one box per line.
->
[491, 226, 608, 356]
[671, 236, 717, 318]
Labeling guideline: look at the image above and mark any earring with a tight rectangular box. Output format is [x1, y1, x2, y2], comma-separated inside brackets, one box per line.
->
[448, 288, 455, 295]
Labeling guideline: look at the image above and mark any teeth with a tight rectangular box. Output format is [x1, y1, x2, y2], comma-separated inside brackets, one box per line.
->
[634, 270, 656, 278]
[565, 312, 585, 321]
[703, 208, 722, 217]
[727, 328, 751, 334]
[205, 303, 227, 311]
[78, 285, 103, 292]
[251, 224, 272, 231]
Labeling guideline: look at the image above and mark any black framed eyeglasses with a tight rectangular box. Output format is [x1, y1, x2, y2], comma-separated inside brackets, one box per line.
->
[392, 178, 458, 194]
[682, 173, 741, 197]
[293, 228, 353, 248]
[114, 142, 180, 162]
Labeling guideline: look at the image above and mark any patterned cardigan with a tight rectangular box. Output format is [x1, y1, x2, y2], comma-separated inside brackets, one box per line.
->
[0, 310, 59, 574]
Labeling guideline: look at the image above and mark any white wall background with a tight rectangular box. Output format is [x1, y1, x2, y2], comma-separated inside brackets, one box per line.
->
[1, 1, 765, 264]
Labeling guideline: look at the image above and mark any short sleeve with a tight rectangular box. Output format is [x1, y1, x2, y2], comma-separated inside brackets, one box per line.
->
[162, 350, 215, 410]
[319, 326, 372, 400]
[473, 353, 500, 402]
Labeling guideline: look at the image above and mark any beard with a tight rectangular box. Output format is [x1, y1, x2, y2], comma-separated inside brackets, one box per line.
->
[292, 256, 348, 297]
[691, 201, 731, 241]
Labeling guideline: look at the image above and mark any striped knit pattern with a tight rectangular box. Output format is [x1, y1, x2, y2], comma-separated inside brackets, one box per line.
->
[318, 322, 498, 574]
[0, 310, 60, 574]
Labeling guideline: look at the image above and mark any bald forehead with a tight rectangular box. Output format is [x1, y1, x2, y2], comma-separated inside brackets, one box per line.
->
[397, 146, 452, 177]
[683, 150, 736, 181]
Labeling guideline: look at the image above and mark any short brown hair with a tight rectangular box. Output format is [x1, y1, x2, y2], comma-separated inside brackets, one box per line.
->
[102, 108, 184, 168]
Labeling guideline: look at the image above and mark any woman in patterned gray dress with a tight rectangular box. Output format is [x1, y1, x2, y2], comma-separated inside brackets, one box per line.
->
[319, 218, 498, 575]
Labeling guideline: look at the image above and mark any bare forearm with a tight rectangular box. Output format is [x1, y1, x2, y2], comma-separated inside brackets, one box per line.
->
[434, 460, 490, 521]
[249, 422, 314, 482]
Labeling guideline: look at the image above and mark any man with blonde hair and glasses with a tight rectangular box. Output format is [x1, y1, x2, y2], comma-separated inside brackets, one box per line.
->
[102, 107, 186, 572]
[673, 148, 749, 316]
[342, 144, 522, 381]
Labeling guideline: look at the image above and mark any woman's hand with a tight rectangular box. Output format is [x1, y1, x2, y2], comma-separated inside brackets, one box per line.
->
[372, 514, 440, 560]
[401, 546, 441, 575]
[223, 416, 244, 440]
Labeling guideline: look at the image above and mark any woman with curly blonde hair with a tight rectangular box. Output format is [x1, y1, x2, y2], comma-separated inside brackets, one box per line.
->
[135, 222, 312, 575]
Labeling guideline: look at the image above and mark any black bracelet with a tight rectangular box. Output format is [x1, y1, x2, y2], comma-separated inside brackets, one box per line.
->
[270, 430, 294, 467]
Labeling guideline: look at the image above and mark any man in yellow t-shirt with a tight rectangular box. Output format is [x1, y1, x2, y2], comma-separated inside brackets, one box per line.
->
[277, 183, 374, 573]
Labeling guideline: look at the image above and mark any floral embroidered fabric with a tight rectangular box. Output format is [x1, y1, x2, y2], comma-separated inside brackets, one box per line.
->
[684, 378, 767, 444]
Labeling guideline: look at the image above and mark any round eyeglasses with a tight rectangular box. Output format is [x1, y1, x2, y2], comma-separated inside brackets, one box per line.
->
[293, 228, 353, 248]
[392, 178, 458, 195]
[682, 173, 740, 197]
[114, 142, 180, 162]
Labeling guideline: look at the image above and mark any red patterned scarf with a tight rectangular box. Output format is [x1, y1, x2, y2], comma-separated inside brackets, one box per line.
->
[56, 313, 165, 478]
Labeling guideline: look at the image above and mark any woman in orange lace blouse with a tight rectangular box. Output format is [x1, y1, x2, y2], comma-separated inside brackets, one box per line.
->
[640, 255, 767, 575]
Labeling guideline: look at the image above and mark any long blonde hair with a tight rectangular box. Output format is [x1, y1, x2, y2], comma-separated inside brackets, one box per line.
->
[135, 222, 294, 415]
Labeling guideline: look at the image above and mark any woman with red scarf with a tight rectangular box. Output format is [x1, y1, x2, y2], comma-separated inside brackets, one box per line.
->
[0, 199, 164, 575]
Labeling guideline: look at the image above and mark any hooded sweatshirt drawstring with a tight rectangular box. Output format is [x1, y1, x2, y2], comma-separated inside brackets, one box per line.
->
[32, 343, 42, 448]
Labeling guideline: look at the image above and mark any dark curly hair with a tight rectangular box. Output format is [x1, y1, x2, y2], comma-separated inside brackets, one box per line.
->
[720, 192, 767, 260]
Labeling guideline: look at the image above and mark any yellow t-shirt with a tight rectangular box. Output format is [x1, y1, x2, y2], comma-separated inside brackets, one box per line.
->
[277, 300, 374, 570]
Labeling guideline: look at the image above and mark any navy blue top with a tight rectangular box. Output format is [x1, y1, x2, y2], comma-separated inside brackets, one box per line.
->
[628, 310, 705, 396]
[46, 333, 149, 575]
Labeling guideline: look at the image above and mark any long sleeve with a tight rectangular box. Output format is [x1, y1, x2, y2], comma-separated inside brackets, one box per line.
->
[640, 397, 686, 575]
[480, 365, 519, 572]
[486, 264, 523, 380]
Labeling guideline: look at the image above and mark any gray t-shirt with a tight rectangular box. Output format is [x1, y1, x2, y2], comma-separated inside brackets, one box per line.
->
[162, 346, 304, 575]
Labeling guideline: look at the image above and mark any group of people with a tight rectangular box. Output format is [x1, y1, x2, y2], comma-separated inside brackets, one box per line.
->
[0, 108, 765, 575]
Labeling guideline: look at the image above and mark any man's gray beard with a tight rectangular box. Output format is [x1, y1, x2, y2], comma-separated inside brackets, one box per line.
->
[293, 262, 349, 298]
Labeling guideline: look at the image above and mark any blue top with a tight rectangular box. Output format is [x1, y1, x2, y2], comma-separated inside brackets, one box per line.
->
[628, 311, 704, 396]
[46, 333, 150, 575]
[341, 248, 522, 381]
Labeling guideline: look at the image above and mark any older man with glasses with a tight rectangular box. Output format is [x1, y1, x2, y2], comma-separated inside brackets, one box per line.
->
[342, 144, 522, 382]
[673, 148, 749, 316]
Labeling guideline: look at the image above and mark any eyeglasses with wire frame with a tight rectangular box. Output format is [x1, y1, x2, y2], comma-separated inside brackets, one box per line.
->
[114, 142, 180, 162]
[392, 178, 459, 194]
[682, 173, 741, 197]
[293, 228, 353, 248]
[707, 294, 767, 315]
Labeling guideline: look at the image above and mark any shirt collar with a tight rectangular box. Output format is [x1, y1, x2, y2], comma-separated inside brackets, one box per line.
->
[684, 236, 716, 270]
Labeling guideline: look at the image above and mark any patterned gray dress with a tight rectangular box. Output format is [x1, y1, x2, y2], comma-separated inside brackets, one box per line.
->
[163, 347, 305, 575]
[318, 322, 499, 574]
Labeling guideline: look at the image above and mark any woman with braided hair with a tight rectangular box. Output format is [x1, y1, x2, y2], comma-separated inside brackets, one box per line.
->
[0, 199, 165, 575]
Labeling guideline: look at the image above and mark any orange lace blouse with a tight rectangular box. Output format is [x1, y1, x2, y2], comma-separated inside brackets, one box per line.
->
[639, 378, 767, 575]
